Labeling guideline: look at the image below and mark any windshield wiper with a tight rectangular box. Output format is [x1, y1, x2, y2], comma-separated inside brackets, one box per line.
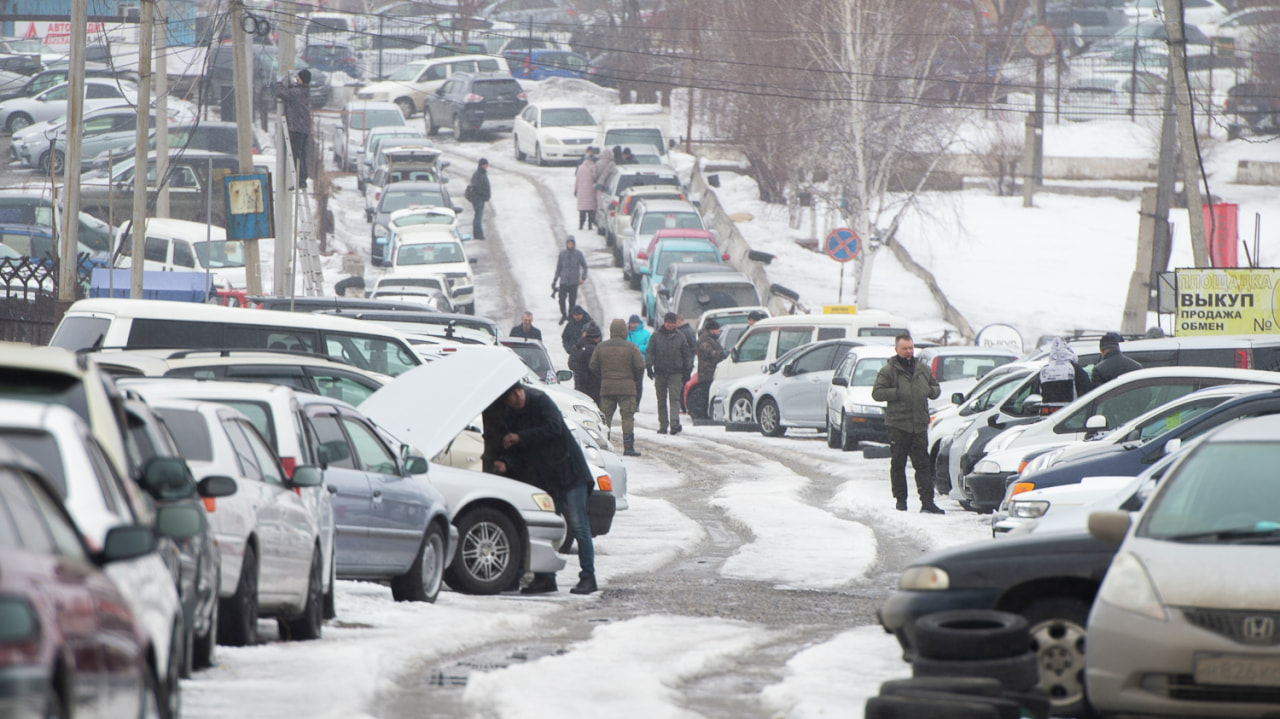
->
[1164, 523, 1280, 543]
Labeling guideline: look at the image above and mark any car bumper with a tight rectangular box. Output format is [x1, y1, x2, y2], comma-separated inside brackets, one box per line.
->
[525, 514, 567, 573]
[1086, 599, 1280, 717]
[539, 144, 586, 160]
[588, 490, 615, 536]
[963, 471, 1015, 512]
[0, 667, 46, 719]
[460, 111, 515, 133]
[446, 524, 460, 566]
[845, 412, 888, 444]
[877, 587, 1002, 656]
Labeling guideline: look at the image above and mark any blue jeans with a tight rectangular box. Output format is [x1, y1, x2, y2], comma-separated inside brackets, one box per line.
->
[472, 199, 486, 238]
[556, 483, 595, 579]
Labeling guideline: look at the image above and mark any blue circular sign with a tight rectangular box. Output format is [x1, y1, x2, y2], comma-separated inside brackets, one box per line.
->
[825, 228, 860, 263]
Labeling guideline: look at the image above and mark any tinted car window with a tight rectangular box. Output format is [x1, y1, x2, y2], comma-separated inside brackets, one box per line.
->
[1057, 381, 1200, 434]
[0, 370, 91, 429]
[0, 430, 66, 494]
[221, 417, 264, 481]
[240, 422, 284, 486]
[342, 417, 397, 475]
[817, 327, 846, 341]
[154, 408, 214, 461]
[736, 330, 771, 363]
[309, 414, 355, 469]
[217, 400, 276, 451]
[793, 345, 837, 374]
[0, 469, 54, 553]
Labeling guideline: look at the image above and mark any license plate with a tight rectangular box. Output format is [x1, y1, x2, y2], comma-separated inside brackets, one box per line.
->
[1194, 653, 1280, 687]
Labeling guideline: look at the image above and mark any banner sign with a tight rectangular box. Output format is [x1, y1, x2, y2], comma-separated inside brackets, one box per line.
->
[1174, 268, 1280, 336]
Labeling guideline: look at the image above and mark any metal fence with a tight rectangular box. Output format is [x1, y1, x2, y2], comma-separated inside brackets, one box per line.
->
[0, 257, 91, 346]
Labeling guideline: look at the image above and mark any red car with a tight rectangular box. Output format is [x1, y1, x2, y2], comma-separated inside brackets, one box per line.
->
[0, 444, 160, 718]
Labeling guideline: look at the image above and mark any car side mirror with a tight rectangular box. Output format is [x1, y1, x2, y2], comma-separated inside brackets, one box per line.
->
[668, 138, 677, 149]
[197, 475, 237, 498]
[1088, 510, 1131, 544]
[289, 465, 324, 488]
[405, 456, 428, 474]
[657, 287, 668, 298]
[453, 206, 463, 214]
[1023, 393, 1043, 414]
[557, 369, 574, 382]
[730, 347, 739, 361]
[1162, 437, 1182, 457]
[469, 257, 478, 265]
[765, 361, 779, 374]
[951, 392, 965, 405]
[831, 375, 848, 387]
[1084, 414, 1108, 432]
[155, 504, 204, 540]
[441, 160, 450, 169]
[138, 456, 196, 500]
[98, 524, 156, 564]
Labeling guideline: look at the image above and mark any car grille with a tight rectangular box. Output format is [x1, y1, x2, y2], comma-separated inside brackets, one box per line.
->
[1166, 675, 1280, 703]
[564, 138, 591, 145]
[1182, 608, 1280, 646]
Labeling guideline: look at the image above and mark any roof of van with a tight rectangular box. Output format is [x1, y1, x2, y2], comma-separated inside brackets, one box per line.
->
[749, 309, 908, 328]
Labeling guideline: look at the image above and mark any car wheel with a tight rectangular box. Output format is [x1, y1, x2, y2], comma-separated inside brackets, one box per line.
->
[424, 109, 438, 136]
[323, 551, 336, 620]
[445, 508, 522, 595]
[6, 112, 33, 133]
[757, 398, 785, 437]
[178, 623, 194, 679]
[280, 549, 323, 641]
[912, 610, 1030, 661]
[628, 265, 641, 290]
[687, 383, 709, 420]
[140, 664, 162, 719]
[160, 624, 182, 719]
[910, 651, 1040, 693]
[391, 523, 446, 603]
[826, 418, 841, 449]
[1022, 598, 1091, 717]
[514, 136, 525, 162]
[534, 142, 544, 166]
[863, 693, 1014, 719]
[40, 150, 64, 175]
[395, 97, 414, 119]
[192, 583, 218, 670]
[840, 411, 860, 452]
[611, 244, 622, 265]
[727, 392, 754, 427]
[453, 114, 466, 141]
[217, 544, 258, 647]
[596, 218, 606, 237]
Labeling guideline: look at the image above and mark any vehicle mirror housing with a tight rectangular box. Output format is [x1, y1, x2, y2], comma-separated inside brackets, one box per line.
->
[557, 369, 574, 382]
[831, 375, 848, 387]
[765, 361, 779, 374]
[460, 233, 472, 241]
[1088, 510, 1131, 543]
[951, 392, 965, 405]
[405, 456, 428, 474]
[1084, 414, 1107, 431]
[657, 287, 669, 298]
[1023, 394, 1043, 413]
[197, 475, 237, 498]
[98, 524, 156, 564]
[730, 347, 739, 361]
[1162, 437, 1182, 457]
[154, 504, 204, 540]
[289, 465, 324, 488]
[452, 205, 463, 214]
[469, 257, 478, 265]
[138, 456, 196, 500]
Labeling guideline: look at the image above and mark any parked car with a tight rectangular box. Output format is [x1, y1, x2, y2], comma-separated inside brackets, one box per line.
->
[504, 49, 593, 81]
[1224, 81, 1280, 133]
[359, 350, 571, 594]
[357, 125, 429, 190]
[619, 199, 706, 288]
[88, 119, 266, 172]
[0, 61, 122, 103]
[1086, 412, 1280, 718]
[423, 71, 528, 140]
[916, 345, 1019, 412]
[0, 77, 137, 133]
[368, 277, 456, 313]
[0, 188, 115, 256]
[512, 103, 597, 165]
[930, 362, 1040, 494]
[146, 398, 328, 644]
[370, 180, 461, 252]
[820, 344, 899, 449]
[111, 218, 246, 290]
[322, 307, 501, 345]
[502, 337, 567, 384]
[638, 236, 728, 322]
[365, 149, 452, 223]
[355, 54, 505, 118]
[600, 184, 689, 246]
[1061, 69, 1165, 122]
[718, 339, 863, 436]
[13, 104, 192, 173]
[663, 271, 761, 332]
[648, 263, 737, 324]
[333, 99, 408, 172]
[594, 166, 684, 248]
[0, 443, 164, 718]
[384, 225, 476, 314]
[0, 223, 101, 266]
[301, 39, 361, 78]
[481, 0, 581, 29]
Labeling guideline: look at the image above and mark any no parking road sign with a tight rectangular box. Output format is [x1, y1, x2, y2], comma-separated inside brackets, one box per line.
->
[825, 228, 860, 263]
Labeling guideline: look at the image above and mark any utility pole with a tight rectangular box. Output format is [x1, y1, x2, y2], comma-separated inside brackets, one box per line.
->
[156, 0, 170, 217]
[231, 0, 263, 294]
[275, 8, 296, 295]
[1163, 0, 1210, 267]
[1022, 0, 1048, 208]
[1121, 76, 1178, 335]
[58, 0, 88, 319]
[130, 0, 154, 299]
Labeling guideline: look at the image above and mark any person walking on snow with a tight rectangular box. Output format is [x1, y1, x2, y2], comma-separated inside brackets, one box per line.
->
[467, 158, 491, 240]
[273, 69, 313, 189]
[561, 305, 594, 354]
[646, 312, 692, 435]
[510, 312, 542, 341]
[553, 237, 588, 324]
[871, 334, 944, 514]
[569, 322, 603, 404]
[627, 314, 650, 404]
[574, 152, 598, 230]
[592, 319, 645, 456]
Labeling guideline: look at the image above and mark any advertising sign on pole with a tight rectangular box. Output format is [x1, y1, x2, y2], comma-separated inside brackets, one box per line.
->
[1175, 268, 1280, 336]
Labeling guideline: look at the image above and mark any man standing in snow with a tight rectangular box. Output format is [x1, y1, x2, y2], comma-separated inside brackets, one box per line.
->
[553, 237, 588, 324]
[592, 318, 645, 456]
[646, 312, 692, 435]
[467, 158, 491, 240]
[872, 334, 944, 514]
[510, 312, 542, 341]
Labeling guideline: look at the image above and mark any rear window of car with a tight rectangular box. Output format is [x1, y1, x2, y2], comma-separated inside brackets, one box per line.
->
[605, 128, 664, 150]
[0, 430, 66, 494]
[616, 174, 680, 193]
[154, 408, 214, 461]
[352, 109, 407, 131]
[640, 212, 702, 234]
[474, 79, 523, 99]
[382, 189, 446, 212]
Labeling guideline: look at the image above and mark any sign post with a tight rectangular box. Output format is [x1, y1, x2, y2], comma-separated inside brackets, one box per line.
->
[825, 227, 860, 303]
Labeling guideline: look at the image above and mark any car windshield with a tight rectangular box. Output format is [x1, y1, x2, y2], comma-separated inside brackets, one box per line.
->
[396, 241, 463, 265]
[617, 174, 680, 193]
[606, 128, 663, 149]
[352, 109, 407, 131]
[382, 190, 446, 212]
[389, 64, 423, 81]
[542, 108, 595, 126]
[655, 250, 718, 276]
[475, 80, 522, 98]
[1140, 442, 1280, 543]
[194, 240, 247, 268]
[509, 344, 552, 374]
[676, 283, 760, 317]
[852, 358, 889, 386]
[640, 212, 702, 234]
[392, 212, 453, 227]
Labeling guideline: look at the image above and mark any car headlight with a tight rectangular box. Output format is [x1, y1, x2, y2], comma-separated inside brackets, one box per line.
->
[973, 459, 1001, 474]
[1021, 448, 1063, 476]
[544, 135, 563, 144]
[532, 493, 556, 511]
[851, 404, 883, 416]
[1009, 499, 1050, 518]
[573, 404, 598, 419]
[1097, 551, 1167, 621]
[899, 565, 949, 591]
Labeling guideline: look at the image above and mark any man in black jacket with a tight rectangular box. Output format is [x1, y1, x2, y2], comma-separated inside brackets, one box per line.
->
[552, 236, 588, 323]
[468, 158, 491, 240]
[1091, 332, 1141, 387]
[510, 312, 542, 340]
[561, 304, 593, 354]
[646, 312, 693, 435]
[485, 384, 597, 595]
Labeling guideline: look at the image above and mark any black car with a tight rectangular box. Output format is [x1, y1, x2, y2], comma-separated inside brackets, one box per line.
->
[300, 40, 361, 79]
[368, 180, 459, 254]
[878, 530, 1120, 717]
[422, 71, 527, 141]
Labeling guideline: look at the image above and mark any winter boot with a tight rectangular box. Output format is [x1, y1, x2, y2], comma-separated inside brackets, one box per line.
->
[570, 574, 598, 595]
[920, 501, 945, 515]
[623, 434, 641, 457]
[520, 574, 559, 594]
[670, 423, 683, 436]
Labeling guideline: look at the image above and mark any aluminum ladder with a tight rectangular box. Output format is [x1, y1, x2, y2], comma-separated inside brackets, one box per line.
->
[279, 114, 324, 297]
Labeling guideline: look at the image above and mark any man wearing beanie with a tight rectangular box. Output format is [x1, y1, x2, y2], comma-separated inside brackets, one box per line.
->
[1091, 332, 1141, 387]
[569, 322, 603, 403]
[553, 236, 588, 323]
[591, 319, 646, 456]
[646, 312, 692, 435]
[273, 68, 313, 189]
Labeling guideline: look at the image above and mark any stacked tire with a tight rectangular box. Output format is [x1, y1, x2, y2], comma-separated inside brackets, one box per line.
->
[865, 610, 1051, 719]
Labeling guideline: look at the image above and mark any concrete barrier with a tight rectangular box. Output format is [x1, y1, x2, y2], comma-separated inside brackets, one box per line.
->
[1235, 160, 1280, 185]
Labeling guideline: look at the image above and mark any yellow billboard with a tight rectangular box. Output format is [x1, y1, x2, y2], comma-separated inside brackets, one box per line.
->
[1175, 268, 1280, 336]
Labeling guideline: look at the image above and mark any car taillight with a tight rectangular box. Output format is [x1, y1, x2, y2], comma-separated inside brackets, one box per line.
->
[931, 356, 941, 378]
[1237, 348, 1252, 369]
[281, 456, 297, 478]
[464, 93, 483, 103]
[517, 92, 527, 101]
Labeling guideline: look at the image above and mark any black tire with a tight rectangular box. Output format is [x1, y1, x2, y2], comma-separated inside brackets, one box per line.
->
[876, 690, 1019, 719]
[865, 693, 1000, 719]
[323, 552, 336, 620]
[726, 392, 755, 431]
[911, 651, 1040, 693]
[192, 587, 217, 670]
[840, 412, 859, 451]
[218, 544, 258, 647]
[514, 136, 525, 162]
[913, 610, 1030, 661]
[534, 142, 544, 166]
[280, 549, 323, 641]
[879, 676, 1004, 698]
[424, 109, 438, 136]
[140, 665, 162, 719]
[41, 150, 64, 175]
[395, 97, 414, 118]
[445, 508, 522, 595]
[178, 624, 194, 679]
[1021, 598, 1091, 718]
[628, 267, 641, 290]
[453, 114, 466, 141]
[43, 675, 67, 719]
[686, 383, 709, 420]
[757, 397, 785, 437]
[6, 112, 33, 133]
[826, 418, 841, 449]
[1003, 689, 1053, 719]
[160, 626, 182, 719]
[391, 524, 446, 603]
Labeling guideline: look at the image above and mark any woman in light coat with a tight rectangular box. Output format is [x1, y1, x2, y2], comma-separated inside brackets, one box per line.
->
[574, 154, 598, 231]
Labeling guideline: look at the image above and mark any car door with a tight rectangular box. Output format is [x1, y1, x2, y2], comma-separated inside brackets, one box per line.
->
[829, 353, 856, 427]
[307, 409, 373, 573]
[777, 343, 840, 425]
[80, 111, 132, 160]
[340, 411, 423, 568]
[236, 417, 314, 602]
[1050, 377, 1213, 441]
[217, 414, 288, 601]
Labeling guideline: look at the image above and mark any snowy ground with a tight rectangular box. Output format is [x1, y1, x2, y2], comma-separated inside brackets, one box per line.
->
[179, 75, 1280, 718]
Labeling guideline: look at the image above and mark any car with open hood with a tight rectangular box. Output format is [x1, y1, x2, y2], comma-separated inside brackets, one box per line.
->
[359, 348, 569, 594]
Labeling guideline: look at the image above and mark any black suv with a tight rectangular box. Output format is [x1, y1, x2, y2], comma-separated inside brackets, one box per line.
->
[423, 71, 527, 141]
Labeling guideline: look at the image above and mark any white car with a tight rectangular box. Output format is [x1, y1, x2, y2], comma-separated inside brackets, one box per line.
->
[1124, 0, 1228, 28]
[717, 339, 862, 437]
[618, 197, 705, 290]
[148, 398, 328, 644]
[385, 224, 475, 313]
[113, 218, 247, 290]
[354, 54, 506, 118]
[359, 348, 570, 594]
[333, 99, 408, 172]
[0, 400, 188, 719]
[357, 124, 428, 190]
[824, 344, 898, 451]
[0, 77, 138, 133]
[512, 104, 597, 165]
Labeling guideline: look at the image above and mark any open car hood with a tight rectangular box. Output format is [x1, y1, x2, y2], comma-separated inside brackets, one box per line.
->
[358, 347, 526, 460]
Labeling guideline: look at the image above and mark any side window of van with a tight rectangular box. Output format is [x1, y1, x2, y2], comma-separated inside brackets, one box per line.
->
[144, 237, 169, 262]
[454, 61, 477, 73]
[130, 319, 217, 349]
[477, 59, 501, 72]
[325, 333, 417, 376]
[817, 327, 845, 341]
[172, 241, 195, 268]
[736, 330, 771, 363]
[424, 64, 447, 81]
[222, 327, 318, 353]
[777, 328, 811, 356]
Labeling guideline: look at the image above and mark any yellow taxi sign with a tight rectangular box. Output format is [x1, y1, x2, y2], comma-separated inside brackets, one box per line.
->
[823, 305, 858, 315]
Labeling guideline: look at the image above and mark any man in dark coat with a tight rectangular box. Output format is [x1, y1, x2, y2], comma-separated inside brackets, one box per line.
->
[553, 236, 588, 323]
[483, 383, 597, 595]
[568, 322, 603, 403]
[510, 311, 542, 340]
[1091, 332, 1141, 387]
[646, 312, 693, 435]
[692, 319, 726, 417]
[468, 158, 491, 240]
[674, 314, 698, 411]
[591, 318, 645, 456]
[561, 304, 593, 354]
[871, 334, 944, 514]
[273, 69, 312, 189]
